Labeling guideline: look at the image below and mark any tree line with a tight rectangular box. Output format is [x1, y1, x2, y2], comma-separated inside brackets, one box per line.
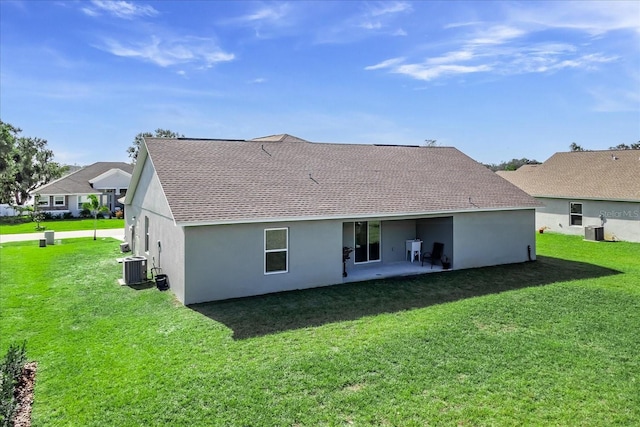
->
[1, 122, 183, 206]
[486, 141, 640, 171]
[0, 120, 67, 205]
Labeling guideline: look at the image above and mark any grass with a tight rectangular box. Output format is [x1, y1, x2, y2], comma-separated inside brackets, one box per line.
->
[1, 233, 639, 425]
[0, 218, 124, 234]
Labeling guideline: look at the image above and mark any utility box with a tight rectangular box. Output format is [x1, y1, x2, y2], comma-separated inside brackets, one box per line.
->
[585, 226, 604, 241]
[123, 256, 147, 284]
[44, 230, 55, 245]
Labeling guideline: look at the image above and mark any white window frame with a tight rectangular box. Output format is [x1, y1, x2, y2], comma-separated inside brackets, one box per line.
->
[37, 196, 50, 207]
[144, 216, 150, 253]
[354, 220, 381, 264]
[264, 227, 288, 275]
[570, 202, 583, 226]
[53, 196, 65, 206]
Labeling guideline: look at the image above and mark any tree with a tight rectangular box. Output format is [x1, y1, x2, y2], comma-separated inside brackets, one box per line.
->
[0, 120, 67, 205]
[82, 194, 109, 241]
[569, 142, 585, 152]
[609, 142, 640, 150]
[484, 158, 541, 172]
[127, 128, 184, 162]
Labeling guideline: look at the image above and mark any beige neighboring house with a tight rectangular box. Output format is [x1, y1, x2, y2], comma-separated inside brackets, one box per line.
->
[497, 150, 640, 242]
[124, 134, 540, 304]
[33, 162, 134, 216]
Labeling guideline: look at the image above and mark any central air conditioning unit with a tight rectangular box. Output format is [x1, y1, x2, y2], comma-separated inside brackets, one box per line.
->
[584, 226, 604, 241]
[123, 256, 147, 284]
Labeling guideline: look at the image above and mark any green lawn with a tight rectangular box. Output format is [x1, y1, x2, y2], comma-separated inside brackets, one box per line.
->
[1, 234, 638, 426]
[0, 218, 124, 234]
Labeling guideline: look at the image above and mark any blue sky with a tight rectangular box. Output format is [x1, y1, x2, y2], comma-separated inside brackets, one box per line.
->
[1, 1, 638, 165]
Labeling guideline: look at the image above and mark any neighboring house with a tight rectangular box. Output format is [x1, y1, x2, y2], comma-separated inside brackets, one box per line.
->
[33, 162, 133, 216]
[124, 135, 540, 304]
[497, 150, 640, 242]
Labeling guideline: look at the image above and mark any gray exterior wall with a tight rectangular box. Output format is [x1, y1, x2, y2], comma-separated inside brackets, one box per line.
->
[417, 217, 454, 264]
[535, 198, 640, 242]
[183, 220, 343, 304]
[125, 157, 186, 302]
[453, 209, 536, 269]
[381, 219, 418, 263]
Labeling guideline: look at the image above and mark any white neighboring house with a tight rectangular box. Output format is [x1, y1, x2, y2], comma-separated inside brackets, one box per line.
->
[32, 162, 134, 217]
[497, 150, 640, 242]
[124, 134, 541, 304]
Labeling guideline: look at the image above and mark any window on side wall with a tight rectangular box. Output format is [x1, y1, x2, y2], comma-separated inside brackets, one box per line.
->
[54, 196, 65, 206]
[265, 228, 288, 274]
[570, 202, 583, 226]
[144, 216, 150, 252]
[38, 196, 50, 207]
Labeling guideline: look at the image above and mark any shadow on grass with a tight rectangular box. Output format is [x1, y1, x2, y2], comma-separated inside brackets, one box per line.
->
[127, 281, 156, 291]
[189, 256, 621, 340]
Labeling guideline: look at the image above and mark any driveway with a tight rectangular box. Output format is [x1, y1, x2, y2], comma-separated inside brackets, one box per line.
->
[0, 228, 125, 243]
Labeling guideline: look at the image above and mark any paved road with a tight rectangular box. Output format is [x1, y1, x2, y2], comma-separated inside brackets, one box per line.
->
[0, 228, 125, 243]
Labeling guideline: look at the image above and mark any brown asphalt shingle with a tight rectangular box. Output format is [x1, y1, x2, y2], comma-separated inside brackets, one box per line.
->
[35, 162, 133, 195]
[497, 150, 640, 201]
[145, 138, 540, 224]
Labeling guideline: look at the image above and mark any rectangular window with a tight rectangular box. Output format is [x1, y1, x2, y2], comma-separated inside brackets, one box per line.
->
[265, 228, 288, 274]
[570, 202, 583, 226]
[78, 196, 87, 210]
[144, 216, 150, 252]
[354, 221, 381, 263]
[54, 196, 65, 206]
[37, 196, 50, 207]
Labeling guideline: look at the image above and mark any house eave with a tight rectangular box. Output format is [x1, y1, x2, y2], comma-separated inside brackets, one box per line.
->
[534, 195, 640, 203]
[176, 206, 539, 227]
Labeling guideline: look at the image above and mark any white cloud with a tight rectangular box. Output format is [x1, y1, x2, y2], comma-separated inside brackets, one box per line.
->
[360, 21, 382, 30]
[394, 63, 493, 81]
[588, 85, 640, 112]
[508, 1, 640, 36]
[444, 21, 482, 30]
[370, 2, 412, 17]
[83, 0, 158, 19]
[426, 50, 475, 65]
[469, 25, 526, 45]
[81, 7, 99, 17]
[237, 4, 290, 23]
[366, 3, 631, 84]
[249, 78, 267, 84]
[364, 57, 406, 71]
[99, 36, 234, 68]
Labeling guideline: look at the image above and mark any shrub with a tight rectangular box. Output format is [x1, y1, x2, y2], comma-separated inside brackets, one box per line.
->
[0, 342, 27, 426]
[63, 212, 75, 220]
[80, 208, 91, 218]
[115, 210, 123, 219]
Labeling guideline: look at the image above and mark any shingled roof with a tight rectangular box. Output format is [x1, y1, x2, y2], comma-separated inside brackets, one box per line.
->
[497, 150, 640, 202]
[250, 134, 309, 143]
[140, 138, 539, 225]
[35, 162, 133, 195]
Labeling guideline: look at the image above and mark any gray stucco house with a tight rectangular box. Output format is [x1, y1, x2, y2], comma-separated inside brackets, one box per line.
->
[498, 150, 640, 242]
[33, 162, 133, 216]
[124, 135, 540, 304]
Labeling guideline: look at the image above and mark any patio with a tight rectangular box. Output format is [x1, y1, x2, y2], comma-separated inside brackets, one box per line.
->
[343, 261, 446, 283]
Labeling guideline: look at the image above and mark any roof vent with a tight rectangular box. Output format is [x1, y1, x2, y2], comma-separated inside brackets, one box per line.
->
[611, 154, 618, 160]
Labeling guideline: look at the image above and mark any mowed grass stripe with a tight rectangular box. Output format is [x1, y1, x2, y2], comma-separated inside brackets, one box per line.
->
[0, 234, 638, 425]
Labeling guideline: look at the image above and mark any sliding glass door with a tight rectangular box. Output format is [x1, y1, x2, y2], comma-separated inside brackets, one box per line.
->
[354, 221, 380, 263]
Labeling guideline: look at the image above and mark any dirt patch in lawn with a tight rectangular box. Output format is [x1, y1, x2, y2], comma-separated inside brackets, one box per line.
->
[13, 361, 37, 427]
